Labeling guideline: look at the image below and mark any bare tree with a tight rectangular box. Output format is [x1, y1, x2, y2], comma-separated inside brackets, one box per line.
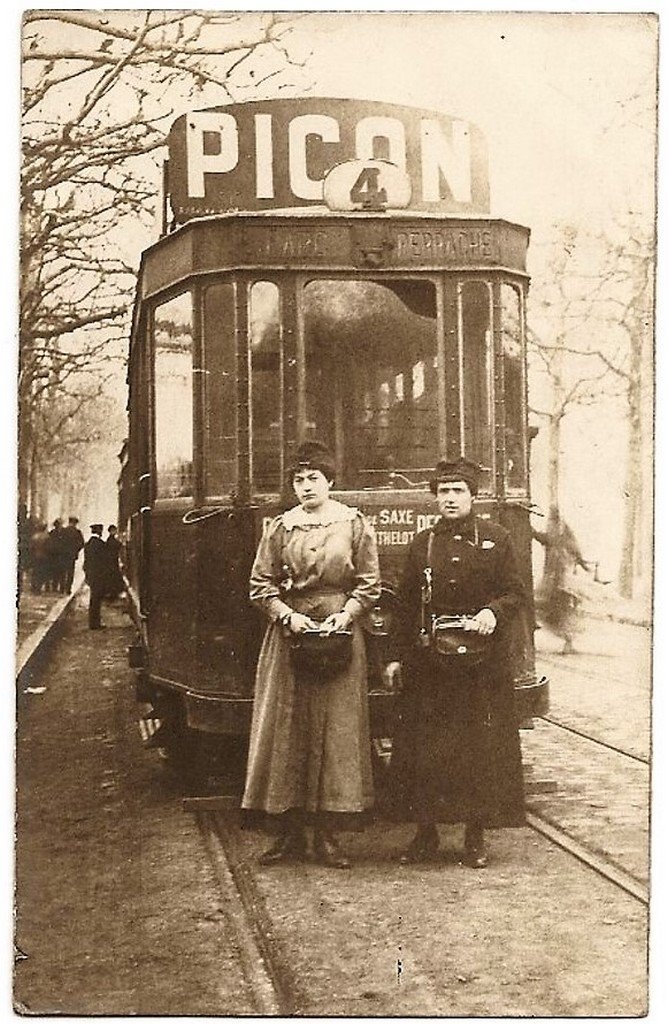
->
[20, 9, 311, 509]
[584, 217, 654, 600]
[528, 215, 654, 600]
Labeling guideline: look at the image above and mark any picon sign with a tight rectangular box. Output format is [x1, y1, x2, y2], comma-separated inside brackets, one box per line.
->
[167, 98, 490, 218]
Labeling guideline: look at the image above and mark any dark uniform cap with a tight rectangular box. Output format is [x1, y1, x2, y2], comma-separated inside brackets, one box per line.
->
[288, 439, 335, 481]
[90, 523, 104, 533]
[429, 457, 480, 496]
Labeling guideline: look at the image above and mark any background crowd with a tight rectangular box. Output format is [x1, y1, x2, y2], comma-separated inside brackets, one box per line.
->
[17, 504, 124, 605]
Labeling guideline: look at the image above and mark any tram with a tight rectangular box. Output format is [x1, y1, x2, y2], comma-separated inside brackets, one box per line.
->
[120, 98, 547, 773]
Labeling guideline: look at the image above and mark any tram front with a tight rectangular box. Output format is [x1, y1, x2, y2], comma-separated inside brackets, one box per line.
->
[126, 98, 546, 753]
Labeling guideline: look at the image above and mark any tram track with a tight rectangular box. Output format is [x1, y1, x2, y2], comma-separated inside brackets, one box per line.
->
[526, 809, 648, 906]
[539, 714, 648, 764]
[194, 809, 301, 1017]
[537, 649, 646, 690]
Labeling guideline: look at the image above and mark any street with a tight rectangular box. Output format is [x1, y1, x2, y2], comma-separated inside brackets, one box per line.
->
[13, 596, 649, 1015]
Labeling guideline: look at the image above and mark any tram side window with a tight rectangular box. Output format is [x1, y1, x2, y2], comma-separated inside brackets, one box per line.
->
[460, 281, 493, 492]
[203, 282, 237, 496]
[250, 282, 282, 492]
[301, 279, 439, 487]
[501, 283, 527, 490]
[153, 292, 194, 499]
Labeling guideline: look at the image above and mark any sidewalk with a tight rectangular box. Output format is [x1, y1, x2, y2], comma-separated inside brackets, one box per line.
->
[14, 595, 254, 1015]
[16, 574, 84, 689]
[16, 589, 65, 652]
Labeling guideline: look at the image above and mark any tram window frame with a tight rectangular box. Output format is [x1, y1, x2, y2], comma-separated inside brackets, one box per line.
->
[201, 278, 238, 501]
[295, 272, 444, 490]
[151, 288, 196, 505]
[456, 277, 495, 494]
[248, 279, 284, 495]
[500, 280, 529, 494]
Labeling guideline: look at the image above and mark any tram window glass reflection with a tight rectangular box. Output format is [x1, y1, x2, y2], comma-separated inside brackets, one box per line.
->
[301, 279, 439, 487]
[153, 292, 194, 499]
[203, 282, 236, 496]
[250, 282, 282, 492]
[459, 281, 493, 491]
[501, 283, 527, 490]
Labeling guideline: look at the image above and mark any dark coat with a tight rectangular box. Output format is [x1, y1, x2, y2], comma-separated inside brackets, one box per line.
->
[83, 536, 108, 588]
[388, 514, 526, 827]
[62, 525, 85, 560]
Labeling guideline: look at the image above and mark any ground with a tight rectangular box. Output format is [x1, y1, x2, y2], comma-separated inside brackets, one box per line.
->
[14, 594, 648, 1016]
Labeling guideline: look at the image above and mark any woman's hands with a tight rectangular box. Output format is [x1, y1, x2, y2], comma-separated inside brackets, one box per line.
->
[319, 610, 353, 634]
[286, 612, 320, 634]
[282, 609, 352, 634]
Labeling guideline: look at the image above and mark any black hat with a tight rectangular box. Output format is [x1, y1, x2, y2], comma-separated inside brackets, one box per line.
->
[429, 457, 480, 496]
[288, 439, 335, 481]
[90, 523, 103, 534]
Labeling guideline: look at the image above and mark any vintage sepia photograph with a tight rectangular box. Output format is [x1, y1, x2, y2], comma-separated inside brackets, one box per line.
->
[10, 5, 659, 1017]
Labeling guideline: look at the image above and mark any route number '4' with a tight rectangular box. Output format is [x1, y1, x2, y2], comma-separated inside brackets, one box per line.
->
[350, 166, 388, 209]
[323, 159, 412, 212]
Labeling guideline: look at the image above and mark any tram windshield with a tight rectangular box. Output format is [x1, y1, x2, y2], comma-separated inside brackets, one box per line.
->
[301, 279, 439, 489]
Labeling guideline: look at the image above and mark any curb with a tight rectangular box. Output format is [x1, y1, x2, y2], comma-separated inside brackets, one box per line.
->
[16, 578, 85, 689]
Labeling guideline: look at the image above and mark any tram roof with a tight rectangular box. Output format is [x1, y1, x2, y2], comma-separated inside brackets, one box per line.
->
[161, 205, 529, 232]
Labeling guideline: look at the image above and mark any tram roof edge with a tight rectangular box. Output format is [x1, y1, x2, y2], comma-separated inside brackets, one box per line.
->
[158, 208, 531, 245]
[169, 206, 527, 222]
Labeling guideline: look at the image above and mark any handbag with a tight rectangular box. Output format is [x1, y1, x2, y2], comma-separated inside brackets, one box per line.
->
[289, 628, 353, 681]
[430, 615, 490, 669]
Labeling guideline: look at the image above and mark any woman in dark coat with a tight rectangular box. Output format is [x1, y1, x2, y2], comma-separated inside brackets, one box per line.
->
[386, 457, 526, 867]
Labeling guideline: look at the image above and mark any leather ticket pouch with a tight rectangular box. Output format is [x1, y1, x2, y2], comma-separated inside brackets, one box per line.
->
[430, 616, 489, 670]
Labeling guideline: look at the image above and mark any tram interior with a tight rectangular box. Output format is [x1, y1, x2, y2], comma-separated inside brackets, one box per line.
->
[150, 276, 527, 502]
[300, 279, 438, 490]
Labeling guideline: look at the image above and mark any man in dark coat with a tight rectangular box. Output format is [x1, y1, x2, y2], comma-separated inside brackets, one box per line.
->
[83, 524, 107, 629]
[46, 518, 69, 592]
[386, 457, 526, 868]
[62, 516, 85, 594]
[29, 522, 50, 593]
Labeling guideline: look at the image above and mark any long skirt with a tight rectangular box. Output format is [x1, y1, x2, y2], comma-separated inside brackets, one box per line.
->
[241, 592, 374, 819]
[387, 652, 525, 827]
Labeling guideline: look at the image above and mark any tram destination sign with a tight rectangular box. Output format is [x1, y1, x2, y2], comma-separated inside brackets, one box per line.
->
[168, 98, 490, 218]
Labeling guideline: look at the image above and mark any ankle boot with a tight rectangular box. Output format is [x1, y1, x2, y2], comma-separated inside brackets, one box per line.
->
[400, 825, 439, 864]
[464, 822, 487, 868]
[314, 830, 351, 869]
[258, 828, 307, 866]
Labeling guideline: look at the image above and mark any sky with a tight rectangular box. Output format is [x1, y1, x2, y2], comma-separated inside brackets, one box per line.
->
[293, 11, 656, 234]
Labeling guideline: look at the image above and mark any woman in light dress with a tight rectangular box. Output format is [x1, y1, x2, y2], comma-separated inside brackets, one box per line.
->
[242, 440, 380, 869]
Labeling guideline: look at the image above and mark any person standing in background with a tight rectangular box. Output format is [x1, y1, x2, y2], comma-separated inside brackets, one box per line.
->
[62, 516, 85, 595]
[83, 524, 107, 630]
